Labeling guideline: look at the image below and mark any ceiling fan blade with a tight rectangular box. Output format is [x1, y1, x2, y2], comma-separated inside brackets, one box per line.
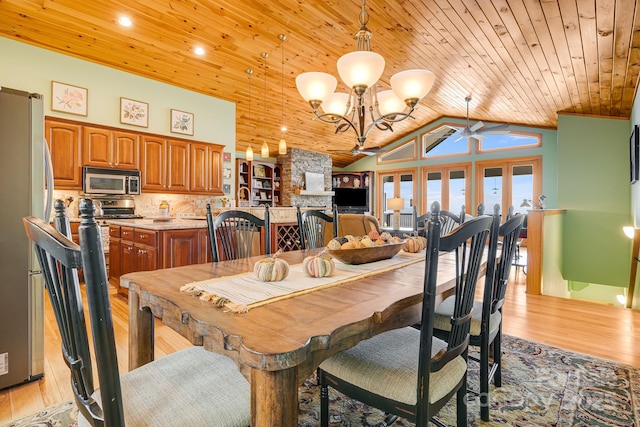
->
[477, 124, 510, 134]
[470, 121, 484, 132]
[469, 133, 486, 140]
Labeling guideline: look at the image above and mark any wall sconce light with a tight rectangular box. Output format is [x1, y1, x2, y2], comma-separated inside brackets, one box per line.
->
[388, 197, 405, 230]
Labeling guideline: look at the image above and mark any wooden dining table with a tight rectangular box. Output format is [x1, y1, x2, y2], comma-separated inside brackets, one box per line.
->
[123, 248, 461, 426]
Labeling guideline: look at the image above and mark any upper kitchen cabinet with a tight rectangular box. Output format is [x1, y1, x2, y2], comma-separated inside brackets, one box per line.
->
[166, 139, 189, 192]
[45, 118, 81, 189]
[82, 126, 139, 169]
[140, 135, 167, 191]
[191, 142, 224, 195]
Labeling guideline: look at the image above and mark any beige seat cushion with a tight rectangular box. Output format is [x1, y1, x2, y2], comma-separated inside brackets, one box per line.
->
[319, 326, 467, 405]
[79, 347, 250, 427]
[433, 296, 502, 337]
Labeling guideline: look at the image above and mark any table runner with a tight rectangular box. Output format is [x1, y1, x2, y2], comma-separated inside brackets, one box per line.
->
[180, 250, 425, 313]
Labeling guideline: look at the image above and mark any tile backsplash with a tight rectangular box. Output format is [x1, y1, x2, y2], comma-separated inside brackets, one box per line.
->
[53, 190, 228, 219]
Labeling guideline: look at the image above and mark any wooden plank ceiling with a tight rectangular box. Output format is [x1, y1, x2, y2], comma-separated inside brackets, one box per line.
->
[1, 0, 639, 167]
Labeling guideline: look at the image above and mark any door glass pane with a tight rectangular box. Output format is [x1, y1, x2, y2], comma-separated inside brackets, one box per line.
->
[399, 174, 413, 228]
[425, 171, 442, 213]
[449, 169, 466, 214]
[512, 164, 533, 214]
[382, 175, 395, 227]
[483, 167, 502, 212]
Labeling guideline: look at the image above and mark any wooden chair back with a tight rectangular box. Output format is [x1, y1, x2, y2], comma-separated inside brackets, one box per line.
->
[297, 205, 338, 249]
[23, 199, 124, 426]
[206, 204, 271, 262]
[493, 213, 525, 312]
[417, 202, 492, 419]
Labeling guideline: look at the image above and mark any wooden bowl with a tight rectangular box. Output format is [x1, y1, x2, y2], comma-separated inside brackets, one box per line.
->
[327, 241, 405, 265]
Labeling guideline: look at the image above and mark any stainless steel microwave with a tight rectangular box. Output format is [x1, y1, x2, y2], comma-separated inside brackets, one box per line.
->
[82, 166, 141, 195]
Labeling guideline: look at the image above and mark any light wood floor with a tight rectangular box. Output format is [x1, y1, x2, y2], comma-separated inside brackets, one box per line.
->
[2, 264, 640, 423]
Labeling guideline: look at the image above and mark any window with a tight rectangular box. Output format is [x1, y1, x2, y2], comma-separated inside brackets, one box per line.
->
[421, 125, 469, 158]
[476, 157, 541, 218]
[478, 132, 541, 152]
[420, 163, 471, 215]
[377, 138, 417, 164]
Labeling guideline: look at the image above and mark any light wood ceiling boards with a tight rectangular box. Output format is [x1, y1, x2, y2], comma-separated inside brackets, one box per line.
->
[2, 0, 639, 167]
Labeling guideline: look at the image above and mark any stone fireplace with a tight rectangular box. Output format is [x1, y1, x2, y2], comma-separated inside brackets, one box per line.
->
[277, 148, 334, 207]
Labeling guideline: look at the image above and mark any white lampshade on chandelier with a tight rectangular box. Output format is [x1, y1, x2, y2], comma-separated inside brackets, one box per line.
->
[295, 0, 435, 147]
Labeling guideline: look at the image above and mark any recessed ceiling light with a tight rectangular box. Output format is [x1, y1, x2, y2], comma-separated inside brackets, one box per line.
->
[118, 16, 132, 27]
[194, 46, 205, 56]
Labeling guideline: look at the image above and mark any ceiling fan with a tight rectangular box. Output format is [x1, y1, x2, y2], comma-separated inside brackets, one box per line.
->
[452, 96, 510, 141]
[328, 144, 384, 156]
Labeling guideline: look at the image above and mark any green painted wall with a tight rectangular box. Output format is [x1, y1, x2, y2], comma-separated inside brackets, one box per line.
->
[556, 114, 631, 287]
[1, 37, 236, 154]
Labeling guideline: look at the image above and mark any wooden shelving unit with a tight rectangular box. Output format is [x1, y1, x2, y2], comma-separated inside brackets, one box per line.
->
[236, 159, 282, 207]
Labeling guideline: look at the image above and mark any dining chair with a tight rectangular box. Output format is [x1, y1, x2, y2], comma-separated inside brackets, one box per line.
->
[317, 202, 493, 427]
[297, 205, 338, 249]
[206, 204, 271, 262]
[413, 204, 466, 237]
[23, 199, 250, 427]
[433, 205, 525, 421]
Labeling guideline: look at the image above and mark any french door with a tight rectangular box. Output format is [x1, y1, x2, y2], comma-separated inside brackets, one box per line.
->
[476, 157, 542, 218]
[419, 163, 471, 216]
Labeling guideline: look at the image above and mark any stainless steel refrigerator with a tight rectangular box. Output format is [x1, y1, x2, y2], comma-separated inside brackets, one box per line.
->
[0, 87, 54, 389]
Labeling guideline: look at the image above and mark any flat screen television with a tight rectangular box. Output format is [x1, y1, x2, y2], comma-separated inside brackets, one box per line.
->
[334, 187, 369, 212]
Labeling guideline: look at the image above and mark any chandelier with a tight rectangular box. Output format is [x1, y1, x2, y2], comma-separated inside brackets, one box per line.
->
[295, 0, 435, 147]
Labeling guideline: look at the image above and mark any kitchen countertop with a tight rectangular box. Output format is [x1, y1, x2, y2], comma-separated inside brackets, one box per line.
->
[106, 218, 208, 230]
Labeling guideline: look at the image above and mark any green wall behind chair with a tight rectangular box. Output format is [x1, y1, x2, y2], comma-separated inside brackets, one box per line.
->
[557, 114, 631, 287]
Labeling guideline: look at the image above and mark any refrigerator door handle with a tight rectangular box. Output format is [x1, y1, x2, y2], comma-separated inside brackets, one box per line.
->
[43, 139, 54, 221]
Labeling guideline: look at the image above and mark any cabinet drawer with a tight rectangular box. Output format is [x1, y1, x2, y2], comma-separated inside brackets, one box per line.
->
[120, 227, 134, 242]
[135, 229, 157, 246]
[109, 225, 121, 238]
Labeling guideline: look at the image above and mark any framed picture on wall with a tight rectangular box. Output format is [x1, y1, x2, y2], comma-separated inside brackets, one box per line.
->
[170, 109, 194, 135]
[631, 124, 639, 183]
[223, 152, 231, 162]
[51, 81, 88, 116]
[120, 97, 149, 127]
[223, 168, 232, 179]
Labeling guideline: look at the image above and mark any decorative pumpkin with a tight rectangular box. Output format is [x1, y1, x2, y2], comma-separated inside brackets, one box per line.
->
[402, 232, 425, 253]
[327, 239, 342, 250]
[368, 229, 380, 241]
[254, 250, 289, 282]
[303, 251, 335, 278]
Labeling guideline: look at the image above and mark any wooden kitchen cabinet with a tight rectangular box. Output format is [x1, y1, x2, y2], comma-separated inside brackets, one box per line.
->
[166, 139, 189, 192]
[83, 126, 139, 169]
[140, 136, 166, 191]
[109, 224, 210, 295]
[190, 142, 224, 195]
[45, 118, 82, 189]
[161, 228, 200, 268]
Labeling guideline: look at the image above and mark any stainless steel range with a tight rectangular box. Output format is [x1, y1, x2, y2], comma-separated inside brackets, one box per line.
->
[91, 196, 143, 220]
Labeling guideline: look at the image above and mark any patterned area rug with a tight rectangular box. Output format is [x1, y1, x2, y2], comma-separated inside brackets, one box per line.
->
[3, 335, 639, 426]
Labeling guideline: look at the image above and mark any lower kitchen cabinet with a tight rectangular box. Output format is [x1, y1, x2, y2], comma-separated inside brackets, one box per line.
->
[109, 224, 209, 295]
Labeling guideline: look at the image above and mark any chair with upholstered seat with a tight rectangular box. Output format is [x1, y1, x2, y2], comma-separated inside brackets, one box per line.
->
[318, 202, 493, 427]
[297, 205, 338, 249]
[206, 204, 271, 262]
[433, 204, 525, 421]
[23, 199, 250, 427]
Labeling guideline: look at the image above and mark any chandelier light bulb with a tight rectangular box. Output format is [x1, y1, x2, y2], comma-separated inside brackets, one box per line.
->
[337, 51, 385, 89]
[261, 141, 269, 157]
[295, 72, 338, 102]
[246, 145, 254, 161]
[390, 69, 435, 102]
[322, 92, 350, 117]
[376, 90, 406, 116]
[278, 138, 287, 154]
